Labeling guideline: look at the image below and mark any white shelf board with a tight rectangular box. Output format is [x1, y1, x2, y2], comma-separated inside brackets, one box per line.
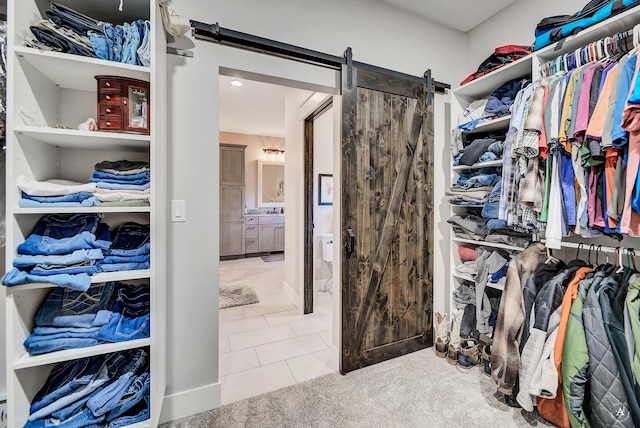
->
[449, 203, 485, 208]
[452, 159, 503, 171]
[13, 338, 151, 370]
[6, 270, 151, 291]
[535, 4, 640, 61]
[14, 206, 151, 215]
[452, 272, 475, 282]
[15, 126, 150, 151]
[465, 116, 511, 134]
[452, 237, 526, 252]
[453, 55, 532, 100]
[14, 46, 150, 91]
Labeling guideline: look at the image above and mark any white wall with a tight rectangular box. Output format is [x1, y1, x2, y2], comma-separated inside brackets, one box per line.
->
[218, 131, 285, 209]
[313, 108, 334, 282]
[466, 0, 589, 73]
[163, 0, 468, 421]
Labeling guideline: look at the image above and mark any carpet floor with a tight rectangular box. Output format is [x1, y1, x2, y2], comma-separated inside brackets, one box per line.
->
[160, 348, 554, 428]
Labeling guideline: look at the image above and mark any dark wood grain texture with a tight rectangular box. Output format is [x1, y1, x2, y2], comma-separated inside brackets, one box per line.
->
[341, 66, 435, 373]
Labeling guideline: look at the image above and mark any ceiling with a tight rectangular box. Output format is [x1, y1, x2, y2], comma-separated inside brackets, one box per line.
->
[378, 0, 517, 32]
[219, 1, 518, 136]
[219, 76, 289, 138]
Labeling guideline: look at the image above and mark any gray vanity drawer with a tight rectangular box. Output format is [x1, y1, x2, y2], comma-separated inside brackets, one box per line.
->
[245, 224, 259, 238]
[245, 238, 259, 253]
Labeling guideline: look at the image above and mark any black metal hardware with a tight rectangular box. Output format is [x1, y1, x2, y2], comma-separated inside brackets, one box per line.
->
[346, 226, 355, 259]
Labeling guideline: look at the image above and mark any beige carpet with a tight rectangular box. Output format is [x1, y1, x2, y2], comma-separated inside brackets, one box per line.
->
[160, 349, 554, 427]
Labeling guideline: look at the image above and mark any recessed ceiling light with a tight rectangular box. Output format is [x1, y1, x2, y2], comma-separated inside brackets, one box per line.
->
[230, 80, 244, 87]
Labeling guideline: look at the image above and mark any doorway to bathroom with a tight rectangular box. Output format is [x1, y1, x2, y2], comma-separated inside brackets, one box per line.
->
[217, 73, 338, 405]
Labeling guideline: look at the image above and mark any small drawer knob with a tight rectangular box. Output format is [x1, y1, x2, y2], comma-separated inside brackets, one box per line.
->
[106, 82, 111, 87]
[123, 100, 127, 105]
[106, 121, 111, 126]
[106, 108, 111, 113]
[105, 95, 111, 100]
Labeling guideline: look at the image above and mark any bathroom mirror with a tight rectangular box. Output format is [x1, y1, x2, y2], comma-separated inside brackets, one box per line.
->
[257, 160, 285, 207]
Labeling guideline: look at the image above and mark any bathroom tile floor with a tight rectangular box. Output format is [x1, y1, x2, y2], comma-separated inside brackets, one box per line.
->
[218, 256, 337, 405]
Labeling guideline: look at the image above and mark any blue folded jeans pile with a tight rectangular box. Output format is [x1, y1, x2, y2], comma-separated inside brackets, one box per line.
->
[99, 223, 150, 273]
[92, 161, 151, 205]
[2, 214, 112, 291]
[26, 2, 151, 67]
[24, 281, 150, 355]
[25, 349, 150, 427]
[18, 175, 100, 208]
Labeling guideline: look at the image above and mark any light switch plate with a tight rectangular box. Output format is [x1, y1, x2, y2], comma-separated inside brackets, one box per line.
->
[171, 200, 186, 222]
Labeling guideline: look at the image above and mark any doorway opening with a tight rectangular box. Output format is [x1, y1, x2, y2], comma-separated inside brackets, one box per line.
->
[217, 72, 337, 405]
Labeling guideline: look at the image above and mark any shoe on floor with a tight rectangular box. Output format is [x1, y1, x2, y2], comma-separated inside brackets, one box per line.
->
[446, 317, 460, 365]
[457, 336, 482, 371]
[434, 312, 449, 358]
[482, 343, 492, 377]
[446, 343, 459, 365]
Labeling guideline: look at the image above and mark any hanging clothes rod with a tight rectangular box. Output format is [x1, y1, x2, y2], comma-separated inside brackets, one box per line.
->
[189, 20, 450, 94]
[540, 25, 638, 77]
[558, 241, 636, 255]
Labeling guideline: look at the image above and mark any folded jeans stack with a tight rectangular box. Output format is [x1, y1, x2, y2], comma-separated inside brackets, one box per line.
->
[2, 214, 112, 291]
[25, 349, 150, 427]
[92, 160, 151, 206]
[18, 175, 100, 208]
[453, 139, 504, 166]
[24, 281, 150, 355]
[26, 2, 151, 67]
[99, 222, 150, 273]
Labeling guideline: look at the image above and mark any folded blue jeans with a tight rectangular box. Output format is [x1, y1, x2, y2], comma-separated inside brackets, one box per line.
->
[92, 171, 150, 181]
[22, 192, 96, 203]
[2, 269, 92, 291]
[137, 20, 151, 67]
[27, 337, 101, 355]
[34, 282, 118, 328]
[19, 197, 101, 208]
[28, 353, 124, 421]
[106, 372, 149, 422]
[96, 182, 150, 191]
[109, 223, 150, 253]
[87, 349, 148, 416]
[108, 395, 150, 427]
[102, 254, 150, 264]
[90, 177, 149, 185]
[100, 262, 150, 272]
[13, 249, 104, 269]
[120, 22, 141, 65]
[30, 260, 99, 276]
[18, 229, 111, 256]
[33, 214, 101, 239]
[99, 285, 150, 342]
[24, 407, 103, 428]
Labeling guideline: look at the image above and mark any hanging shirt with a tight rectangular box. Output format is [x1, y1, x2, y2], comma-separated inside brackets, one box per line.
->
[574, 64, 600, 141]
[620, 52, 640, 236]
[612, 53, 638, 147]
[585, 63, 619, 156]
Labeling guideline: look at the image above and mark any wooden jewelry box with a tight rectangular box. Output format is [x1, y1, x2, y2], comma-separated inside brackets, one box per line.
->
[95, 75, 150, 135]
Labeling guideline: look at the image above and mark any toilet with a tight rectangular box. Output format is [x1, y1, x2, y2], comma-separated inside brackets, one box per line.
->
[320, 234, 333, 292]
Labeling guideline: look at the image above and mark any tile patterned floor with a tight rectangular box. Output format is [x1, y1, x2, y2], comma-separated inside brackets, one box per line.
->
[219, 256, 336, 405]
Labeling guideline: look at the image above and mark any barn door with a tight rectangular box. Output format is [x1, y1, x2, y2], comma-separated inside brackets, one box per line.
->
[340, 61, 434, 374]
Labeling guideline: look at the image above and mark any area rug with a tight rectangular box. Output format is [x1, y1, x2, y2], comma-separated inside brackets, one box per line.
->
[261, 253, 284, 262]
[219, 282, 259, 309]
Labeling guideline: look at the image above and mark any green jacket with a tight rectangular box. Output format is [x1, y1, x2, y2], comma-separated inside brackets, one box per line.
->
[562, 274, 595, 428]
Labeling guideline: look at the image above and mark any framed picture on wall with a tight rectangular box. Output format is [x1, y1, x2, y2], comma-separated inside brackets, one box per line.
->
[318, 174, 333, 206]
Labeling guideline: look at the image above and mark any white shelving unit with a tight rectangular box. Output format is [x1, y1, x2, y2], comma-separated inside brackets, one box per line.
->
[446, 2, 640, 323]
[5, 1, 166, 427]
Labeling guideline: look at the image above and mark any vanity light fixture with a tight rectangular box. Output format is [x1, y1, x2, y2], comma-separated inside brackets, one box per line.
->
[230, 80, 244, 87]
[263, 148, 285, 162]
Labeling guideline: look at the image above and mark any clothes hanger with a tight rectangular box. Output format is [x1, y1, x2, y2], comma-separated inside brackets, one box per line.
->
[616, 247, 626, 274]
[588, 244, 594, 266]
[574, 243, 584, 261]
[545, 246, 560, 264]
[596, 245, 602, 266]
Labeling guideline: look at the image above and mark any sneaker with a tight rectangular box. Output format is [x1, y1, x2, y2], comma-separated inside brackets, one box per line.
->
[446, 343, 459, 365]
[434, 312, 449, 358]
[457, 337, 482, 371]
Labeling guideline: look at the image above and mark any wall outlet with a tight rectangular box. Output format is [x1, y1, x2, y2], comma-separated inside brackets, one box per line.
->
[0, 400, 7, 428]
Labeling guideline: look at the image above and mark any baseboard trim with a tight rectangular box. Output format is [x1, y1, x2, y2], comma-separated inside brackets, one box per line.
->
[283, 281, 302, 312]
[159, 382, 220, 423]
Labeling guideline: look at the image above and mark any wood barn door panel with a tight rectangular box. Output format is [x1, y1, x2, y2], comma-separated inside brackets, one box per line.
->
[341, 66, 434, 374]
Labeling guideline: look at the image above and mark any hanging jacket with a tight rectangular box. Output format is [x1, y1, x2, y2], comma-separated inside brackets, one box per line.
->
[626, 276, 640, 385]
[538, 266, 593, 428]
[599, 271, 640, 426]
[491, 243, 546, 395]
[517, 261, 587, 410]
[583, 269, 633, 427]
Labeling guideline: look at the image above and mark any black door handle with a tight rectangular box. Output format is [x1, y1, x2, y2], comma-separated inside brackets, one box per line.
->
[346, 226, 355, 259]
